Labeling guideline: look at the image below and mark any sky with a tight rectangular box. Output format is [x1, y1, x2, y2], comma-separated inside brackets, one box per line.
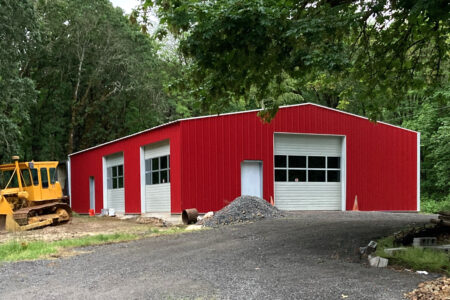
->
[110, 0, 140, 14]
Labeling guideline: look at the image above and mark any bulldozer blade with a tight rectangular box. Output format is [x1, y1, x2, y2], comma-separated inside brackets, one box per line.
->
[0, 214, 21, 232]
[0, 195, 20, 231]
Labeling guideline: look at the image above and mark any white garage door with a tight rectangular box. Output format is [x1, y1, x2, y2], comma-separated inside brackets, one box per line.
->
[143, 140, 170, 212]
[105, 152, 125, 212]
[274, 134, 343, 210]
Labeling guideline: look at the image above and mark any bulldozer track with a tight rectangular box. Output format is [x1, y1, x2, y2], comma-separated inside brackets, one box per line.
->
[13, 202, 72, 226]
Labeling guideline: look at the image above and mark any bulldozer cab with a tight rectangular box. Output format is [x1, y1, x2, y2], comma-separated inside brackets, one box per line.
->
[0, 161, 62, 202]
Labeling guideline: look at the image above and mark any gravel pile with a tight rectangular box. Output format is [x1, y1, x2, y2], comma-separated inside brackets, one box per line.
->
[202, 195, 283, 227]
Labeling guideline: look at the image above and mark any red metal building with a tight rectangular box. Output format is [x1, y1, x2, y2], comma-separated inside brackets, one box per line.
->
[69, 103, 420, 214]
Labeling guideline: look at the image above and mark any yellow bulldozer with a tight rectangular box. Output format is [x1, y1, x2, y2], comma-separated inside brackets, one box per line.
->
[0, 156, 72, 231]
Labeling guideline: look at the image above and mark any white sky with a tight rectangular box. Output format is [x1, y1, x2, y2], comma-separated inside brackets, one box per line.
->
[110, 0, 140, 14]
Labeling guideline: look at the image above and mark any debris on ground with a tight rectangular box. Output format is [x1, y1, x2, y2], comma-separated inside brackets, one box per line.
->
[185, 224, 203, 231]
[197, 211, 214, 222]
[413, 237, 437, 247]
[368, 255, 388, 268]
[118, 215, 137, 220]
[383, 247, 407, 255]
[431, 211, 450, 227]
[359, 240, 377, 258]
[416, 271, 429, 275]
[201, 196, 283, 227]
[394, 224, 449, 246]
[135, 217, 167, 227]
[404, 277, 450, 300]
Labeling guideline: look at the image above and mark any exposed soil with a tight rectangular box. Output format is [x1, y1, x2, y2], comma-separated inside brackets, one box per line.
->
[0, 215, 175, 243]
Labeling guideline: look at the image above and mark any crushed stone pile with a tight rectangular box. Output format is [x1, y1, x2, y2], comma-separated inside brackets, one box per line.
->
[405, 277, 450, 300]
[202, 195, 283, 227]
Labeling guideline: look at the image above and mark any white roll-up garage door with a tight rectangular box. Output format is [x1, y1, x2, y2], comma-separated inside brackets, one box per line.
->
[105, 152, 125, 212]
[143, 140, 170, 212]
[274, 134, 344, 210]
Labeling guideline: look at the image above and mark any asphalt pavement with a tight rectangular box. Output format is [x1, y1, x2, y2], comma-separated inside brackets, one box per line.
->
[0, 211, 436, 299]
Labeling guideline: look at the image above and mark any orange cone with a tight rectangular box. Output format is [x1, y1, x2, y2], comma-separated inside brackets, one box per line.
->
[352, 195, 359, 211]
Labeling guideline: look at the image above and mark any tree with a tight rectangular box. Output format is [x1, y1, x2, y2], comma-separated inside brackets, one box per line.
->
[29, 0, 171, 159]
[0, 0, 37, 162]
[146, 0, 449, 120]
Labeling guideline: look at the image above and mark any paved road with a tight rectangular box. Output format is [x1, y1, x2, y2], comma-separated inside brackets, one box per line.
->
[0, 212, 436, 299]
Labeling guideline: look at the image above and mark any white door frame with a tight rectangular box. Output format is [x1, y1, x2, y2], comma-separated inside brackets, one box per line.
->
[140, 146, 146, 214]
[102, 152, 125, 211]
[241, 160, 263, 198]
[140, 140, 171, 213]
[273, 132, 347, 211]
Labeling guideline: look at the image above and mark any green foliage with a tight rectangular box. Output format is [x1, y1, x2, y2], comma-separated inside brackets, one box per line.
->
[29, 0, 172, 158]
[0, 0, 38, 162]
[376, 237, 450, 275]
[401, 83, 450, 202]
[421, 195, 450, 214]
[148, 0, 449, 120]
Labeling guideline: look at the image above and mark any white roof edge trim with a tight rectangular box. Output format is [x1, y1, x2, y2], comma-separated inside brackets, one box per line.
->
[69, 120, 179, 156]
[177, 102, 418, 133]
[69, 102, 417, 156]
[305, 102, 419, 134]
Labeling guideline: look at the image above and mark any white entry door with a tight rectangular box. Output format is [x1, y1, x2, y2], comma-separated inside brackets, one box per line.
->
[241, 161, 263, 198]
[89, 176, 95, 210]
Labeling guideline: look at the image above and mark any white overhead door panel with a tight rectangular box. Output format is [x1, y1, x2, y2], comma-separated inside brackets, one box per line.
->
[274, 134, 343, 210]
[144, 140, 171, 212]
[105, 152, 125, 212]
[275, 182, 341, 210]
[274, 134, 341, 156]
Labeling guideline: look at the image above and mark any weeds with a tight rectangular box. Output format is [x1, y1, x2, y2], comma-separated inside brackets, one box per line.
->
[376, 237, 450, 275]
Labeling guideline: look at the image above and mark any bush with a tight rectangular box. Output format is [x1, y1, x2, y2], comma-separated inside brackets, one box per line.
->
[420, 194, 450, 214]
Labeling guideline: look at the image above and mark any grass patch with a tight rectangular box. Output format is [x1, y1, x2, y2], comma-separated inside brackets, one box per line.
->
[0, 233, 137, 262]
[376, 237, 450, 275]
[53, 233, 137, 248]
[0, 228, 187, 263]
[0, 241, 58, 262]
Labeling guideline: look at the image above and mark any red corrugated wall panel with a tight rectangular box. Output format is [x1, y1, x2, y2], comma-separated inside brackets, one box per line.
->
[180, 104, 417, 212]
[70, 123, 181, 214]
[70, 103, 418, 214]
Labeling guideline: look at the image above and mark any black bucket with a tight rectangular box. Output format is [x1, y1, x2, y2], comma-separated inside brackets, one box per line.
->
[182, 209, 198, 225]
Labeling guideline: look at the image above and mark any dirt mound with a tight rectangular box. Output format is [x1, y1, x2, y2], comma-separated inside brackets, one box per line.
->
[202, 196, 283, 227]
[405, 277, 450, 300]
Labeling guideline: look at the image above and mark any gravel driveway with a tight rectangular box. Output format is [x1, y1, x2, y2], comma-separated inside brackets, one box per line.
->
[0, 212, 435, 299]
